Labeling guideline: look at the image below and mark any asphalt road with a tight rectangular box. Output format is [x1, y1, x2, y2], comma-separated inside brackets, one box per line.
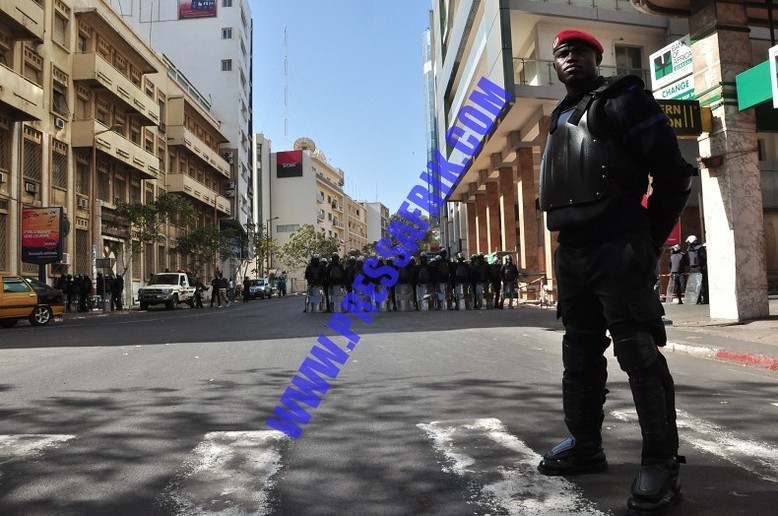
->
[1, 297, 776, 515]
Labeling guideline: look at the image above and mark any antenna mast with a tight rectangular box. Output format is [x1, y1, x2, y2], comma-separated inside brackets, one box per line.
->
[284, 26, 289, 148]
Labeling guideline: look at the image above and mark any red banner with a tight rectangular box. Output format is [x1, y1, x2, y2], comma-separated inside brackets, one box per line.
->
[277, 150, 303, 178]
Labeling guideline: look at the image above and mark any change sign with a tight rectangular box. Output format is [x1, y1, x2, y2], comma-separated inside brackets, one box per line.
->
[650, 36, 693, 91]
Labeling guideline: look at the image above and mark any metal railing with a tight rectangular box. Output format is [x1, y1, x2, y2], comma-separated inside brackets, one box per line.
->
[513, 58, 650, 88]
[528, 0, 633, 9]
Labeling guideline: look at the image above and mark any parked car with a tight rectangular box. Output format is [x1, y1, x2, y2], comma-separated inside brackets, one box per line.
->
[246, 278, 272, 299]
[137, 272, 197, 310]
[1, 275, 65, 327]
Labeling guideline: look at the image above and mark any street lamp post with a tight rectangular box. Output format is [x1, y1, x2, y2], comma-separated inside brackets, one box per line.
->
[266, 216, 279, 276]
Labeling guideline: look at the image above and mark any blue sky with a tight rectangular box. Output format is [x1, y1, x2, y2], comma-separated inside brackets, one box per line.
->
[250, 1, 432, 212]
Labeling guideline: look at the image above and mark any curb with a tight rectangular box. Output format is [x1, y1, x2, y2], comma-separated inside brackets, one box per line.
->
[665, 341, 778, 371]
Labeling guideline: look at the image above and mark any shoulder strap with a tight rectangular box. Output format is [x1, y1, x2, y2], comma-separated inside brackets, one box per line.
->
[567, 75, 644, 127]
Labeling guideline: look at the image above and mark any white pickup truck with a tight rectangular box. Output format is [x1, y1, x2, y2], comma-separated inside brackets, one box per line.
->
[137, 272, 196, 310]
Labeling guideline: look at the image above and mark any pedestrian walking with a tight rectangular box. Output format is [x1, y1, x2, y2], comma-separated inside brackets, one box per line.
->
[536, 29, 694, 515]
[210, 274, 222, 307]
[500, 256, 519, 308]
[243, 276, 251, 303]
[111, 273, 124, 311]
[193, 277, 205, 309]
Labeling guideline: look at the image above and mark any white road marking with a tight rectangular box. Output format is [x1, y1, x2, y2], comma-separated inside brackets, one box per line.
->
[0, 434, 76, 464]
[418, 418, 607, 516]
[157, 430, 289, 516]
[612, 409, 778, 483]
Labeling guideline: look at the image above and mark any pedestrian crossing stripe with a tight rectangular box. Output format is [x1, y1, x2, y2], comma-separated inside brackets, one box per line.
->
[0, 434, 76, 463]
[155, 430, 290, 515]
[418, 418, 607, 516]
[612, 409, 778, 483]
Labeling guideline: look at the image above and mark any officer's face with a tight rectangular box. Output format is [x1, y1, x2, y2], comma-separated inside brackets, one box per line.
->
[553, 43, 600, 89]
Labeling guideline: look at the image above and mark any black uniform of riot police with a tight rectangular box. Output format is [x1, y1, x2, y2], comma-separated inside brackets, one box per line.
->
[538, 73, 693, 510]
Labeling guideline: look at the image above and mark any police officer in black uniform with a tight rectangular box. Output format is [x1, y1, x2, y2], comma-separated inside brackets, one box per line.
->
[537, 29, 694, 515]
[685, 235, 707, 304]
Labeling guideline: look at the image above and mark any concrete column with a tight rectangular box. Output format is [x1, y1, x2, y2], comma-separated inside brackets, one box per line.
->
[517, 147, 539, 270]
[485, 181, 501, 254]
[466, 202, 477, 256]
[537, 115, 557, 296]
[475, 193, 488, 253]
[498, 167, 517, 254]
[690, 0, 769, 319]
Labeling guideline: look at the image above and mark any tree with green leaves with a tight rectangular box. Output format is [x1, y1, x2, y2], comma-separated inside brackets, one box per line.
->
[388, 212, 438, 253]
[104, 192, 196, 274]
[173, 226, 237, 276]
[278, 224, 341, 272]
[249, 231, 280, 278]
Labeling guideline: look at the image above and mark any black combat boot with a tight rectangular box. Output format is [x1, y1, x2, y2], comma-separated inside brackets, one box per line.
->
[626, 353, 684, 515]
[539, 336, 610, 476]
[627, 457, 684, 515]
[537, 436, 607, 475]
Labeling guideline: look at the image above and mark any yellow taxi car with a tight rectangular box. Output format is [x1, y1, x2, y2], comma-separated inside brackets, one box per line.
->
[0, 275, 65, 328]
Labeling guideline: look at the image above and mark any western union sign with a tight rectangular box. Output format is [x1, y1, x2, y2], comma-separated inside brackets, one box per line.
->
[658, 99, 707, 137]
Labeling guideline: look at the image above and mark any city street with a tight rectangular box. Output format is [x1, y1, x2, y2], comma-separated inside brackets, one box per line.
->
[1, 297, 776, 515]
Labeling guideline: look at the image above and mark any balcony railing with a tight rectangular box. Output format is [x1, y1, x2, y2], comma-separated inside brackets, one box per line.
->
[73, 52, 159, 126]
[166, 173, 231, 216]
[167, 125, 231, 178]
[525, 0, 633, 9]
[71, 119, 159, 179]
[513, 58, 650, 88]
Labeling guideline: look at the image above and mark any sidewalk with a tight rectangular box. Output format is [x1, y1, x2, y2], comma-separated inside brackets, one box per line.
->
[661, 296, 778, 371]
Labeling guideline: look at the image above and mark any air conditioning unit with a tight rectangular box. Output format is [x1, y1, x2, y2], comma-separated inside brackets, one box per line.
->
[61, 253, 71, 265]
[224, 189, 235, 198]
[77, 197, 89, 209]
[54, 117, 65, 129]
[24, 182, 39, 194]
[224, 181, 236, 190]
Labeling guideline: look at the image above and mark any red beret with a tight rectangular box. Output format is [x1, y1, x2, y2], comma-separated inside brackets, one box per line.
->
[553, 29, 604, 55]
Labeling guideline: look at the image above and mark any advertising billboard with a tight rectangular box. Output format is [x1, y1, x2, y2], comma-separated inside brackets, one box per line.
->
[277, 150, 304, 178]
[178, 0, 217, 20]
[21, 207, 64, 264]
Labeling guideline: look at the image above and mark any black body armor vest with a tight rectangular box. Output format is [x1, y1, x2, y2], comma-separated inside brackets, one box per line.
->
[539, 76, 646, 231]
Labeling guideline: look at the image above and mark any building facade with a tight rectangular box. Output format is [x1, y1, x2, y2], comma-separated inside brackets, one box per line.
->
[0, 0, 232, 304]
[116, 0, 255, 266]
[269, 137, 352, 291]
[429, 0, 777, 319]
[361, 201, 390, 246]
[344, 196, 367, 254]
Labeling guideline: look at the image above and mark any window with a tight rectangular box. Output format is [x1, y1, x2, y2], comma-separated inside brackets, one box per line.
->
[222, 28, 232, 39]
[222, 0, 232, 6]
[615, 45, 643, 76]
[77, 33, 87, 52]
[53, 12, 69, 47]
[221, 59, 232, 72]
[52, 85, 68, 116]
[76, 159, 89, 196]
[51, 139, 68, 189]
[277, 224, 300, 233]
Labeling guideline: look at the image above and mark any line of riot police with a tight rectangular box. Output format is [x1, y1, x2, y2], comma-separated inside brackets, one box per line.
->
[302, 251, 522, 313]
